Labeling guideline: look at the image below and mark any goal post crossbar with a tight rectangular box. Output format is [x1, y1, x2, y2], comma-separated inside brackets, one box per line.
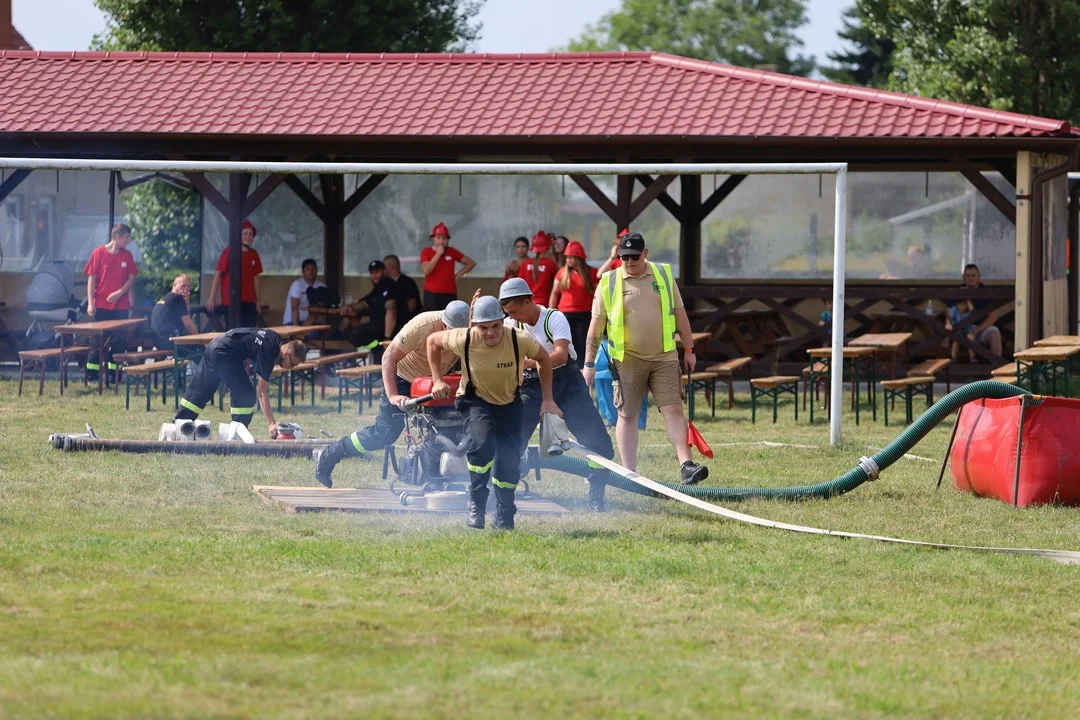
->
[0, 157, 848, 446]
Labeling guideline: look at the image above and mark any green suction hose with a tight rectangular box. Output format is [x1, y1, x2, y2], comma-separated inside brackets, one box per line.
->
[537, 380, 1029, 501]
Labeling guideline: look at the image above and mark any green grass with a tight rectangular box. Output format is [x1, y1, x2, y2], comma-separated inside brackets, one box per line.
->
[2, 379, 1079, 719]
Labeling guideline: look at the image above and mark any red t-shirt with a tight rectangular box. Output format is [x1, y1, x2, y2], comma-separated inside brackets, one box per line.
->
[216, 247, 263, 304]
[83, 245, 138, 310]
[555, 265, 600, 313]
[420, 245, 464, 294]
[517, 257, 558, 305]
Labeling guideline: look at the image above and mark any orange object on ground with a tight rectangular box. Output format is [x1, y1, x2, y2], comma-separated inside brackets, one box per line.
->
[951, 396, 1080, 507]
[410, 374, 462, 407]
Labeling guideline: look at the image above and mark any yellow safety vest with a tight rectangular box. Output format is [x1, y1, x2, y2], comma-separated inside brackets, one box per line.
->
[599, 262, 677, 361]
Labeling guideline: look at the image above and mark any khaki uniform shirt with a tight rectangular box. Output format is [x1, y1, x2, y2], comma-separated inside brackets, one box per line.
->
[393, 311, 455, 381]
[443, 326, 540, 405]
[591, 263, 684, 360]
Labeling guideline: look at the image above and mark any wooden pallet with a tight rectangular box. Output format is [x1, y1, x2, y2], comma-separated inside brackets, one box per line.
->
[253, 485, 571, 515]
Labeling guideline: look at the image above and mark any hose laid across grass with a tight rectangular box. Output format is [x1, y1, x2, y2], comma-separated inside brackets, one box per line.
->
[537, 381, 1029, 501]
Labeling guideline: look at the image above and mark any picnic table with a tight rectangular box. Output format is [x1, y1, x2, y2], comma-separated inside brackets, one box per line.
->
[675, 331, 713, 354]
[850, 332, 913, 380]
[1013, 345, 1080, 395]
[804, 346, 877, 424]
[58, 317, 146, 395]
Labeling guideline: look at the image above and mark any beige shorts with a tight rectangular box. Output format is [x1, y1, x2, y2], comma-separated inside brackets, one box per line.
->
[612, 353, 683, 418]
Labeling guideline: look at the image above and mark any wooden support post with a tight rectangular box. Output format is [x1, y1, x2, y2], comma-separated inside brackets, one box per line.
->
[321, 174, 346, 297]
[954, 155, 1016, 224]
[680, 175, 701, 285]
[0, 169, 31, 204]
[226, 173, 251, 329]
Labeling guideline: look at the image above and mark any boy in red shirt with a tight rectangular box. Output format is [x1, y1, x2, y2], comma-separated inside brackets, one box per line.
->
[207, 218, 263, 327]
[419, 222, 475, 311]
[517, 230, 558, 305]
[549, 241, 599, 364]
[83, 223, 138, 380]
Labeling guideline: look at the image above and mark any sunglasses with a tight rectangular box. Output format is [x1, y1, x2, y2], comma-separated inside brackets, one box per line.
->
[619, 253, 642, 262]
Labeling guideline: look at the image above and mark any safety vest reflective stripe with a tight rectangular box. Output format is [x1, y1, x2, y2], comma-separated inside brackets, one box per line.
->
[599, 262, 677, 362]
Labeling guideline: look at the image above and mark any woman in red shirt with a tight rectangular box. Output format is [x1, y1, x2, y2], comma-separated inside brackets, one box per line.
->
[549, 241, 598, 364]
[420, 222, 476, 311]
[503, 236, 530, 280]
[516, 230, 558, 306]
[207, 218, 263, 328]
[551, 234, 569, 269]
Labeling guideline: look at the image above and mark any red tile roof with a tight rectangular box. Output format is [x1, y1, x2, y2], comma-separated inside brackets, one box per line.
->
[0, 50, 1070, 140]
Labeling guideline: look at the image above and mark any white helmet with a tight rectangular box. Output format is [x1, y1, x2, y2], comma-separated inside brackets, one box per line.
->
[471, 295, 505, 324]
[441, 300, 470, 329]
[498, 277, 532, 303]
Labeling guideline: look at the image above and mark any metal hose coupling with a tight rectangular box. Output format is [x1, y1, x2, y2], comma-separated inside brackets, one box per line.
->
[857, 456, 881, 481]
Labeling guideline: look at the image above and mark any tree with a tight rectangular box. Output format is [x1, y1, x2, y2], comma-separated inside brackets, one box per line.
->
[864, 0, 1080, 123]
[93, 0, 483, 53]
[122, 178, 201, 303]
[821, 3, 894, 87]
[565, 0, 815, 77]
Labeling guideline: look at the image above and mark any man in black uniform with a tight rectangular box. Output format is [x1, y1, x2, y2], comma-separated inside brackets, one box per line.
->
[340, 260, 398, 358]
[383, 254, 422, 325]
[175, 327, 307, 438]
[150, 274, 198, 349]
[499, 277, 616, 512]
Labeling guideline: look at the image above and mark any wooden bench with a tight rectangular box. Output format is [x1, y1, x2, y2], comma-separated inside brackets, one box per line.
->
[125, 359, 187, 411]
[269, 361, 318, 411]
[881, 375, 935, 426]
[309, 349, 371, 399]
[750, 375, 799, 424]
[18, 346, 90, 396]
[114, 349, 174, 394]
[337, 365, 383, 413]
[703, 356, 753, 409]
[907, 358, 951, 393]
[684, 371, 719, 420]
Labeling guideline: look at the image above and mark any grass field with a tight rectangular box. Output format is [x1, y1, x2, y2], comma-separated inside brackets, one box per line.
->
[2, 377, 1079, 719]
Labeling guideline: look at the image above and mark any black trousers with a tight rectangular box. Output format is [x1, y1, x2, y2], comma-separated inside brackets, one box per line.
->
[520, 362, 614, 463]
[344, 376, 413, 454]
[213, 303, 259, 330]
[86, 307, 128, 378]
[424, 290, 457, 312]
[563, 312, 591, 372]
[457, 393, 524, 505]
[176, 352, 257, 425]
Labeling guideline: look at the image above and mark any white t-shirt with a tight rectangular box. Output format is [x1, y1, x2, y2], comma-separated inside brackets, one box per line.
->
[283, 278, 327, 325]
[504, 306, 575, 365]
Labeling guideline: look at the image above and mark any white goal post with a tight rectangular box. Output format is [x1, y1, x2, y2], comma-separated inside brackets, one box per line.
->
[0, 158, 849, 445]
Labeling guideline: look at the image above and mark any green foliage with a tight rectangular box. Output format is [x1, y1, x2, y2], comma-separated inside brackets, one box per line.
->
[134, 267, 200, 307]
[821, 3, 894, 86]
[565, 0, 815, 77]
[124, 180, 200, 304]
[860, 0, 1080, 122]
[92, 0, 483, 52]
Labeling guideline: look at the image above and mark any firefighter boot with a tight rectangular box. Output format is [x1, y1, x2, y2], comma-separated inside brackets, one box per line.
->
[492, 485, 517, 530]
[586, 472, 606, 513]
[467, 476, 489, 529]
[313, 440, 348, 488]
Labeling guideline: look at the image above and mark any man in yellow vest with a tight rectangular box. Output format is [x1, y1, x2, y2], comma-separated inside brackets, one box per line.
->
[582, 232, 708, 485]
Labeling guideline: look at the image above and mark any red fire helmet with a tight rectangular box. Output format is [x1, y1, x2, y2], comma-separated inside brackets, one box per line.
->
[430, 222, 451, 239]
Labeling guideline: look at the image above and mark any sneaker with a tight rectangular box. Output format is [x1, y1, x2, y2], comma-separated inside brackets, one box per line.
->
[680, 460, 709, 486]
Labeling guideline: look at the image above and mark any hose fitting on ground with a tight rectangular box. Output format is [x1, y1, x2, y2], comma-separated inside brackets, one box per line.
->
[857, 456, 881, 481]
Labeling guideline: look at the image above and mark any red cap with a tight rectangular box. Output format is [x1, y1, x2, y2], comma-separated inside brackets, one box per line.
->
[430, 222, 451, 239]
[242, 219, 257, 236]
[530, 230, 552, 253]
[564, 241, 587, 259]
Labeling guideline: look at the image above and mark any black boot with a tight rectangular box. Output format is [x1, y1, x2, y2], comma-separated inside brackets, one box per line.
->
[492, 485, 517, 530]
[313, 440, 349, 488]
[467, 477, 489, 529]
[586, 472, 606, 513]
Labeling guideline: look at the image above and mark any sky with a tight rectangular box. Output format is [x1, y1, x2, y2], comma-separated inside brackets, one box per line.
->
[14, 0, 851, 73]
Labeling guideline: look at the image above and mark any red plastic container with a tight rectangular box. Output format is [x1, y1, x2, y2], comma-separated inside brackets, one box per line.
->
[951, 396, 1080, 507]
[410, 374, 462, 408]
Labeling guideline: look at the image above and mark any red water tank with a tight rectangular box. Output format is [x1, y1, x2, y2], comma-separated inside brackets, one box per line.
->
[951, 395, 1080, 507]
[410, 374, 462, 408]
